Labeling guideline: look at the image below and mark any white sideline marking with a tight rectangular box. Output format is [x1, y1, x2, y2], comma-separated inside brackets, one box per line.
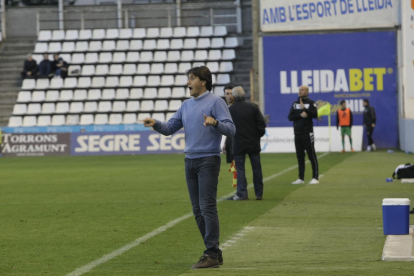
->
[66, 153, 330, 276]
[221, 226, 255, 250]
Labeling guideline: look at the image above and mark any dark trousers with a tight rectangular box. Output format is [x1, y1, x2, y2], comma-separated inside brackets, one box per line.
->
[366, 126, 375, 145]
[294, 132, 319, 180]
[185, 156, 221, 259]
[233, 153, 263, 199]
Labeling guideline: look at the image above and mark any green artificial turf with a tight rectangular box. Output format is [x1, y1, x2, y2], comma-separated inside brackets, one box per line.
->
[0, 152, 412, 275]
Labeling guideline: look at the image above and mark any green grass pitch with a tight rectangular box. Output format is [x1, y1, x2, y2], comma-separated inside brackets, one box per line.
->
[1, 151, 414, 275]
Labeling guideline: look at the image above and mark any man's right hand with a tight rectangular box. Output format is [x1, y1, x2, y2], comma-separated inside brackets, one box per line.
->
[143, 118, 156, 127]
[222, 144, 226, 154]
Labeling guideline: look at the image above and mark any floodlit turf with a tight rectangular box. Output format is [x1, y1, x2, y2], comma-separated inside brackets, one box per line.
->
[1, 152, 413, 275]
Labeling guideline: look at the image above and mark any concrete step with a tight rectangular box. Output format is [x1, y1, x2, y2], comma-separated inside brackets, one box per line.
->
[0, 55, 28, 62]
[0, 79, 21, 86]
[0, 87, 21, 93]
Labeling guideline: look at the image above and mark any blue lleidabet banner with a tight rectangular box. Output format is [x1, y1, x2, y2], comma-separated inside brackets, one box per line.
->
[260, 0, 399, 32]
[263, 31, 398, 148]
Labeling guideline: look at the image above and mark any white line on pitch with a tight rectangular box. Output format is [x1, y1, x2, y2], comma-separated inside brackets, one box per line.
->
[66, 153, 330, 276]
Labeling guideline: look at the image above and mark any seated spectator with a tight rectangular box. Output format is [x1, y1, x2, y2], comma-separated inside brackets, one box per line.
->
[52, 54, 69, 78]
[38, 54, 52, 78]
[21, 54, 37, 79]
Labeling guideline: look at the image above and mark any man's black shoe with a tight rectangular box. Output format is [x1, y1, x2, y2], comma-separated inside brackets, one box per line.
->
[191, 254, 219, 269]
[218, 252, 223, 265]
[256, 196, 263, 200]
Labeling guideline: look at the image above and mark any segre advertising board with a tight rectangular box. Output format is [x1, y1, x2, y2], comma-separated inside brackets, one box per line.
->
[263, 31, 398, 148]
[71, 131, 185, 156]
[0, 133, 70, 156]
[260, 0, 400, 32]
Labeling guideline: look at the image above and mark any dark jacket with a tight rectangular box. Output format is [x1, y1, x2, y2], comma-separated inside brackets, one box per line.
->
[288, 96, 318, 135]
[229, 98, 266, 156]
[23, 59, 37, 74]
[363, 105, 376, 125]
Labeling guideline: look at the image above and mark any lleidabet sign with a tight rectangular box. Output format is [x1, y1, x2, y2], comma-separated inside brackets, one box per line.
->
[260, 0, 399, 32]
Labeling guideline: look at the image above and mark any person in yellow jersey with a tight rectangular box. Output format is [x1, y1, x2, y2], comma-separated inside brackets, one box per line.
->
[336, 100, 354, 153]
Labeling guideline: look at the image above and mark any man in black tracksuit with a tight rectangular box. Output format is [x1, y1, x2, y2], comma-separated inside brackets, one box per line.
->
[227, 86, 266, 200]
[363, 99, 376, 151]
[288, 86, 319, 185]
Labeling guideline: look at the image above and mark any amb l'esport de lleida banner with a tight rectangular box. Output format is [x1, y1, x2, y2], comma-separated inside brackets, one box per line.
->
[263, 31, 397, 148]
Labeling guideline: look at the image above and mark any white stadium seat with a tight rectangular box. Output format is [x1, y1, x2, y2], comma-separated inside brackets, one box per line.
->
[150, 64, 164, 74]
[167, 51, 180, 62]
[37, 116, 51, 126]
[62, 42, 75, 52]
[137, 64, 150, 74]
[17, 91, 31, 102]
[109, 64, 123, 75]
[84, 101, 98, 112]
[92, 77, 105, 88]
[134, 76, 147, 87]
[80, 114, 94, 125]
[187, 27, 200, 37]
[109, 114, 123, 125]
[165, 63, 178, 74]
[99, 52, 112, 63]
[137, 113, 151, 122]
[92, 29, 105, 40]
[195, 50, 208, 61]
[113, 101, 126, 112]
[160, 27, 173, 38]
[170, 39, 183, 49]
[130, 88, 143, 99]
[50, 78, 63, 89]
[152, 113, 165, 122]
[27, 103, 41, 114]
[98, 101, 112, 112]
[46, 90, 59, 101]
[9, 116, 23, 127]
[169, 100, 182, 111]
[87, 89, 101, 100]
[96, 65, 109, 75]
[13, 104, 27, 115]
[141, 100, 154, 111]
[72, 53, 85, 64]
[79, 29, 92, 40]
[73, 89, 87, 100]
[113, 52, 126, 63]
[60, 53, 72, 63]
[51, 115, 65, 126]
[207, 62, 219, 73]
[64, 78, 77, 88]
[126, 52, 140, 62]
[38, 30, 52, 41]
[52, 30, 65, 41]
[184, 38, 197, 49]
[66, 115, 80, 125]
[154, 51, 167, 62]
[41, 103, 55, 114]
[209, 50, 222, 60]
[178, 63, 191, 73]
[34, 42, 48, 53]
[116, 88, 129, 99]
[197, 38, 210, 48]
[143, 39, 157, 50]
[85, 53, 99, 63]
[36, 79, 49, 89]
[147, 76, 161, 86]
[211, 38, 224, 48]
[130, 40, 143, 50]
[222, 49, 236, 60]
[225, 37, 239, 48]
[133, 28, 146, 38]
[173, 27, 186, 37]
[116, 40, 129, 51]
[78, 77, 91, 88]
[70, 102, 83, 113]
[126, 101, 140, 112]
[102, 89, 115, 99]
[56, 102, 69, 113]
[161, 75, 174, 86]
[119, 29, 132, 39]
[181, 50, 194, 61]
[174, 75, 187, 86]
[158, 88, 171, 98]
[200, 26, 214, 37]
[23, 116, 37, 127]
[123, 113, 137, 124]
[105, 76, 119, 87]
[82, 65, 95, 76]
[123, 64, 136, 75]
[88, 41, 102, 51]
[216, 74, 231, 85]
[220, 61, 233, 72]
[157, 39, 170, 50]
[140, 52, 153, 62]
[120, 76, 133, 87]
[22, 79, 36, 90]
[32, 91, 46, 101]
[147, 28, 160, 38]
[214, 26, 227, 36]
[172, 87, 186, 98]
[144, 88, 157, 98]
[106, 29, 119, 39]
[65, 30, 79, 40]
[59, 90, 73, 101]
[75, 41, 88, 52]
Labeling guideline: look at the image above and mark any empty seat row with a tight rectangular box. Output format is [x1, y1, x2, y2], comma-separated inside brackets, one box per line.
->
[12, 100, 182, 115]
[37, 26, 228, 42]
[67, 62, 232, 76]
[32, 49, 236, 65]
[21, 74, 231, 90]
[33, 37, 238, 53]
[17, 88, 190, 103]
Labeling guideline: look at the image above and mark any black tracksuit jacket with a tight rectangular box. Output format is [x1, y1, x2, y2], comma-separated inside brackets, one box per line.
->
[288, 97, 318, 135]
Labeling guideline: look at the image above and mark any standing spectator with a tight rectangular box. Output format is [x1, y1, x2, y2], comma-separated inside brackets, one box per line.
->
[336, 100, 354, 153]
[288, 85, 319, 185]
[21, 54, 37, 79]
[38, 54, 52, 78]
[143, 66, 235, 269]
[363, 99, 376, 151]
[52, 54, 69, 78]
[222, 84, 235, 163]
[227, 86, 266, 201]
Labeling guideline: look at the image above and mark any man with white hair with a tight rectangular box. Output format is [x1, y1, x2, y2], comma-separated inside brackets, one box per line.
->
[227, 86, 266, 200]
[288, 85, 319, 185]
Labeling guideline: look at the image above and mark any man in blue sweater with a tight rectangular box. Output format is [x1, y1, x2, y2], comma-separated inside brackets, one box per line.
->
[144, 66, 235, 269]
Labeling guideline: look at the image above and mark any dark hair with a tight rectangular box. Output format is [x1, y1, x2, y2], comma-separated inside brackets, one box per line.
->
[340, 100, 346, 105]
[186, 66, 212, 91]
[363, 99, 369, 104]
[223, 84, 234, 91]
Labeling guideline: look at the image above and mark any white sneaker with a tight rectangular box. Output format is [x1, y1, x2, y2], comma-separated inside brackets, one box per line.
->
[372, 144, 376, 151]
[309, 178, 319, 184]
[366, 145, 372, 152]
[291, 179, 305, 185]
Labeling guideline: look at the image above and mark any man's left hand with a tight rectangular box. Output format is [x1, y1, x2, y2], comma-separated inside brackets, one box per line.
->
[204, 115, 217, 127]
[372, 124, 375, 127]
[300, 111, 308, 118]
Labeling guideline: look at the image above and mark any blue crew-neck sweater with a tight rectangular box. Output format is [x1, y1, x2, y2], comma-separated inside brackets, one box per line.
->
[153, 91, 236, 159]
